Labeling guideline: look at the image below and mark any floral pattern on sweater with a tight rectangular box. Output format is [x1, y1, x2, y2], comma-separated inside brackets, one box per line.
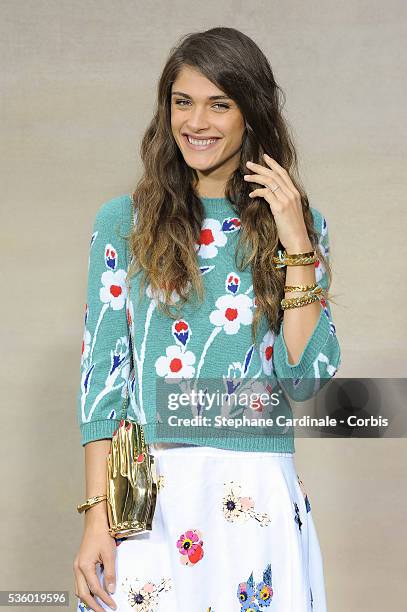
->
[77, 194, 341, 448]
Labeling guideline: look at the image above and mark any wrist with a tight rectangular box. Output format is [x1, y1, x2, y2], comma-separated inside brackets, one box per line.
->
[84, 500, 109, 524]
[284, 238, 313, 254]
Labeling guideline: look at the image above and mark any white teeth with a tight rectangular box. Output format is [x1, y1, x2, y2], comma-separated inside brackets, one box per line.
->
[186, 136, 218, 146]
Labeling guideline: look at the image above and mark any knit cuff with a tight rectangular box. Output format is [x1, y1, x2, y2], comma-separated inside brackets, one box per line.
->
[80, 419, 121, 446]
[273, 306, 331, 380]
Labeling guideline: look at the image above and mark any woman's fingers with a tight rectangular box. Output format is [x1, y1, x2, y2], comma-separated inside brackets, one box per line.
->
[79, 563, 117, 611]
[101, 548, 117, 597]
[75, 569, 105, 612]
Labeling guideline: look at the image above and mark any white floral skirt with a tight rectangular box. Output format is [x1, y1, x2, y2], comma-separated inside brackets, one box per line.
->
[77, 443, 327, 612]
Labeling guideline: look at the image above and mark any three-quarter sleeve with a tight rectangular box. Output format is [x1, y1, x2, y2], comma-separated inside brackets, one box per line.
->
[76, 195, 132, 446]
[272, 207, 341, 401]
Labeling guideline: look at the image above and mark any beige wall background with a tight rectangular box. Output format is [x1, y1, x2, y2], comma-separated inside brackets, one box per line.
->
[1, 1, 406, 610]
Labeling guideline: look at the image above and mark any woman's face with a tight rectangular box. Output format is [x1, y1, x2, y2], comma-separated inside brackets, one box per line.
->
[170, 65, 245, 178]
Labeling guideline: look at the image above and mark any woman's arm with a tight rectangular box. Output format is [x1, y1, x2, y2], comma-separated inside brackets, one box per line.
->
[83, 439, 112, 525]
[74, 195, 133, 612]
[74, 439, 118, 612]
[272, 208, 341, 400]
[278, 235, 321, 366]
[77, 194, 133, 445]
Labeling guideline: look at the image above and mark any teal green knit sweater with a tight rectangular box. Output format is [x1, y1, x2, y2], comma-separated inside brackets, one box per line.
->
[76, 194, 341, 452]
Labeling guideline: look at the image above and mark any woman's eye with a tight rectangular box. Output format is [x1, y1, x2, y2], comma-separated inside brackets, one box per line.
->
[174, 100, 230, 110]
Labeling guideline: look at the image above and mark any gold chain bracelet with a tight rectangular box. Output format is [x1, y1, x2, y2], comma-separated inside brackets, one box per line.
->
[77, 494, 107, 514]
[284, 282, 319, 293]
[281, 291, 321, 310]
[272, 249, 317, 268]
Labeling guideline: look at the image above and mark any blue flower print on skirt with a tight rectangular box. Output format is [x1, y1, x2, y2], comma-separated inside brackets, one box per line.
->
[237, 563, 273, 610]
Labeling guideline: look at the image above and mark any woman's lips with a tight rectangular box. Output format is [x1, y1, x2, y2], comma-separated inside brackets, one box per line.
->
[182, 134, 220, 151]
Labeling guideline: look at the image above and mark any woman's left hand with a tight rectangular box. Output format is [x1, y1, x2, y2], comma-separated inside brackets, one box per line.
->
[244, 154, 312, 253]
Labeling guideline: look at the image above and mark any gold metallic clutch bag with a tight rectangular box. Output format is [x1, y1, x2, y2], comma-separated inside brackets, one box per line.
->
[106, 416, 158, 538]
[106, 203, 158, 538]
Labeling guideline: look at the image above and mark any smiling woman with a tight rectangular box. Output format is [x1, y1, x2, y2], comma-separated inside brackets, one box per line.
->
[170, 67, 246, 180]
[183, 134, 220, 148]
[74, 26, 340, 612]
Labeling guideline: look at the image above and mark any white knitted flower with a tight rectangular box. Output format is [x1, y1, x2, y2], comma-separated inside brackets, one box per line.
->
[209, 293, 253, 335]
[99, 269, 128, 310]
[155, 345, 196, 379]
[195, 218, 227, 259]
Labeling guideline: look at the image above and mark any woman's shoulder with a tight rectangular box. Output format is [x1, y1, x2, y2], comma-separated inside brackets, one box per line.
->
[94, 192, 133, 226]
[89, 194, 134, 259]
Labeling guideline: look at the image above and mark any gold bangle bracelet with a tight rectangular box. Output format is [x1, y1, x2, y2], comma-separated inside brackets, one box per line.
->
[284, 283, 319, 292]
[285, 249, 315, 257]
[284, 286, 323, 297]
[281, 292, 321, 310]
[284, 255, 317, 266]
[77, 494, 107, 514]
[272, 249, 317, 267]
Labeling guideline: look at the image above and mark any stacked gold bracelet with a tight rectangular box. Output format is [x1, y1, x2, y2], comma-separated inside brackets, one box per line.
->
[273, 248, 323, 310]
[272, 249, 317, 268]
[281, 284, 322, 310]
[284, 283, 319, 292]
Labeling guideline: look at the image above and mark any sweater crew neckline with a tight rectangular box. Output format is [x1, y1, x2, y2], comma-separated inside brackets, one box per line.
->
[200, 196, 234, 211]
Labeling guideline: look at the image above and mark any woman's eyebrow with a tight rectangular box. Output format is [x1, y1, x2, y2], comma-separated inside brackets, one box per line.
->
[171, 91, 231, 101]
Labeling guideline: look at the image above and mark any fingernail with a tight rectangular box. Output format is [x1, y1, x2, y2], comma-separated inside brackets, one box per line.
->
[108, 583, 115, 593]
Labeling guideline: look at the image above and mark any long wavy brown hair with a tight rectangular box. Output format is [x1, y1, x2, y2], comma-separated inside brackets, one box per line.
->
[127, 26, 332, 347]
